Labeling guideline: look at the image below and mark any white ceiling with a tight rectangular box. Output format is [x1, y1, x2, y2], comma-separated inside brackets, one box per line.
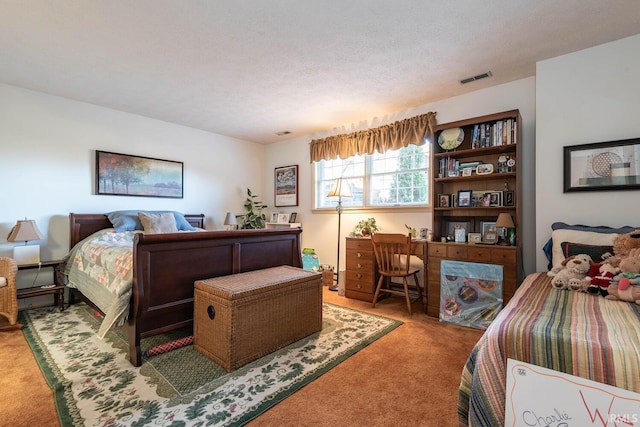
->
[1, 1, 639, 144]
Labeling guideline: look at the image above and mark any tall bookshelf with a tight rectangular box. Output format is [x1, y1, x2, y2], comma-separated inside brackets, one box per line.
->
[427, 109, 522, 316]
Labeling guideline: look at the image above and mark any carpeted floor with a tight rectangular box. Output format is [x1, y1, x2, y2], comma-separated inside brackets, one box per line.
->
[1, 286, 484, 426]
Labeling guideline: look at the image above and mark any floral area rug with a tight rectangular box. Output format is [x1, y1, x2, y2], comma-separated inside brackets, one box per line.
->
[20, 302, 402, 426]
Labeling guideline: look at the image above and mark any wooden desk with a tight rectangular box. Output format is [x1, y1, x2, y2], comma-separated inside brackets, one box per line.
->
[345, 237, 428, 312]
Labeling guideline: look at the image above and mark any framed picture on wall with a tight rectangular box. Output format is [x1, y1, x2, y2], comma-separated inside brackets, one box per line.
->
[95, 150, 183, 198]
[564, 138, 640, 192]
[275, 165, 299, 207]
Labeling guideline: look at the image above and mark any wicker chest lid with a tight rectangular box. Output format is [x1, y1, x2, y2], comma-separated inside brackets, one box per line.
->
[195, 265, 321, 300]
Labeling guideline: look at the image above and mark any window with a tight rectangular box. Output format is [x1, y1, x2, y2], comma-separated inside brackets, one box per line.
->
[315, 143, 430, 209]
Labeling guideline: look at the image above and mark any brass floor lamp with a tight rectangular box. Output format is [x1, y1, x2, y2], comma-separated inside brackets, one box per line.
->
[327, 178, 352, 292]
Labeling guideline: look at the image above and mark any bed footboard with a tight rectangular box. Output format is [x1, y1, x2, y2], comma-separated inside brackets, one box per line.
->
[127, 228, 303, 366]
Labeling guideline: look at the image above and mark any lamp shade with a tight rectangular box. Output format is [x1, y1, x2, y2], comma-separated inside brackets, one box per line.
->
[224, 212, 237, 226]
[7, 219, 43, 243]
[495, 213, 515, 229]
[327, 178, 352, 198]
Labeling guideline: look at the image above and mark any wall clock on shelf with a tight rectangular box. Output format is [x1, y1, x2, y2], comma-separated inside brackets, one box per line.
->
[438, 127, 464, 151]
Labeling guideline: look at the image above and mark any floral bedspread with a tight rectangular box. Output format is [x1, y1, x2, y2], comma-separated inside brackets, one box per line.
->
[62, 229, 138, 338]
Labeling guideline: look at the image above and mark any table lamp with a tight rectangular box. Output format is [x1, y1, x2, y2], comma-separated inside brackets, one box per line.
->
[7, 219, 44, 265]
[224, 212, 238, 230]
[327, 178, 352, 291]
[495, 213, 515, 246]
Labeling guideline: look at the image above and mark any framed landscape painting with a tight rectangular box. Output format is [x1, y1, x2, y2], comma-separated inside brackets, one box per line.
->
[95, 150, 183, 198]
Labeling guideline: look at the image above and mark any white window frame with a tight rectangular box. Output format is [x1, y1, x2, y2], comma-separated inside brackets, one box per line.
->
[313, 143, 431, 211]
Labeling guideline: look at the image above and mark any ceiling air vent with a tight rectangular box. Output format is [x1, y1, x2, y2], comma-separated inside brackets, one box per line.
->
[460, 71, 492, 85]
[276, 130, 292, 136]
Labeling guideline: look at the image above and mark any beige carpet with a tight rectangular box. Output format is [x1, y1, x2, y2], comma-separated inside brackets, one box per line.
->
[1, 286, 483, 426]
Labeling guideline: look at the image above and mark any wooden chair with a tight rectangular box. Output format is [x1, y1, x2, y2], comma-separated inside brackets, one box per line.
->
[0, 257, 18, 325]
[371, 233, 423, 314]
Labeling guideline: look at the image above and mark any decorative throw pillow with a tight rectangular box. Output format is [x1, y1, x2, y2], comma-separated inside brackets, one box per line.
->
[107, 210, 198, 232]
[550, 229, 618, 270]
[137, 212, 178, 234]
[560, 242, 614, 264]
[542, 222, 636, 270]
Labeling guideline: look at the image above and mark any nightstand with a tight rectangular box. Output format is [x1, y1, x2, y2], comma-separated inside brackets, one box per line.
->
[16, 260, 66, 311]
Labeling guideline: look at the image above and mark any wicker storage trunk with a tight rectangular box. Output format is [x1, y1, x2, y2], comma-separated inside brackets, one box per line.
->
[194, 265, 322, 372]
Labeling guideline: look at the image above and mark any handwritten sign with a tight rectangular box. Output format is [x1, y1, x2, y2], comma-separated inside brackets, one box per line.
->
[506, 359, 640, 427]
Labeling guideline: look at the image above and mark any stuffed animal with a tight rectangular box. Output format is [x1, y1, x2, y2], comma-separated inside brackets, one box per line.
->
[582, 262, 619, 297]
[548, 254, 593, 290]
[609, 248, 640, 287]
[606, 250, 640, 304]
[604, 230, 640, 267]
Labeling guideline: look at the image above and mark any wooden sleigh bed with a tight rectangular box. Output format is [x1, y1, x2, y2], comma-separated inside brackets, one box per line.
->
[65, 213, 303, 366]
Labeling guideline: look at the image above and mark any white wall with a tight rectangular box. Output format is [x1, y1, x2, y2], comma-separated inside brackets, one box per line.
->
[0, 84, 266, 290]
[535, 35, 640, 271]
[265, 77, 537, 276]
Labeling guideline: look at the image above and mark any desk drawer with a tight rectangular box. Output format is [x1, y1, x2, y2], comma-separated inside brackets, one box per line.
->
[345, 272, 376, 294]
[467, 246, 492, 262]
[491, 248, 516, 264]
[446, 245, 468, 259]
[345, 256, 375, 272]
[346, 238, 373, 252]
[428, 243, 447, 257]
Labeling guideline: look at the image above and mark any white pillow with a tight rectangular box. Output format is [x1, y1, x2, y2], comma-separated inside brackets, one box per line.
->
[137, 212, 178, 234]
[551, 229, 618, 269]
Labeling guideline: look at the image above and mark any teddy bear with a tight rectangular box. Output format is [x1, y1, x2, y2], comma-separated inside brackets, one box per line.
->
[606, 249, 640, 304]
[548, 254, 593, 291]
[582, 262, 619, 297]
[603, 229, 640, 267]
[608, 248, 640, 287]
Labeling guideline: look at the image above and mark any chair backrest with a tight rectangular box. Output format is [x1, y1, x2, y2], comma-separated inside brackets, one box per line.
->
[371, 233, 412, 275]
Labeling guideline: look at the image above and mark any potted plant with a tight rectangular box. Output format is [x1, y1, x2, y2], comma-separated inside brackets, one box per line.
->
[238, 188, 267, 229]
[353, 217, 380, 237]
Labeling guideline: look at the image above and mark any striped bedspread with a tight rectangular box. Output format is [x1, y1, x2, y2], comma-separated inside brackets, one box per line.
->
[458, 272, 640, 427]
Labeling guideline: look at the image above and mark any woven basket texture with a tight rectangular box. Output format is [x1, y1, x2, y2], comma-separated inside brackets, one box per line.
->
[194, 266, 322, 371]
[0, 257, 18, 325]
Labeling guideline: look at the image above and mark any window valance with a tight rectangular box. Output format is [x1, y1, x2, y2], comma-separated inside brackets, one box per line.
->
[310, 112, 436, 162]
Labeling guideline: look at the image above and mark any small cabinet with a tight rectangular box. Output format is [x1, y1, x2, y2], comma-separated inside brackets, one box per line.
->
[345, 237, 379, 302]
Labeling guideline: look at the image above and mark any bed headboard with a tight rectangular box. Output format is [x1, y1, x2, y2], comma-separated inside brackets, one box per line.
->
[69, 213, 205, 249]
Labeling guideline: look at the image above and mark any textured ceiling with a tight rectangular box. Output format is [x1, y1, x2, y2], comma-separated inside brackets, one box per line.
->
[1, 1, 639, 144]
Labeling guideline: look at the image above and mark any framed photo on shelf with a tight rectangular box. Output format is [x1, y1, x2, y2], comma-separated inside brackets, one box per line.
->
[289, 212, 297, 223]
[277, 213, 290, 224]
[274, 165, 299, 206]
[454, 228, 466, 243]
[563, 137, 640, 193]
[468, 232, 482, 244]
[489, 191, 503, 207]
[483, 230, 499, 244]
[481, 221, 497, 235]
[446, 221, 470, 240]
[270, 212, 280, 223]
[457, 190, 473, 207]
[438, 194, 450, 208]
[504, 191, 515, 206]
